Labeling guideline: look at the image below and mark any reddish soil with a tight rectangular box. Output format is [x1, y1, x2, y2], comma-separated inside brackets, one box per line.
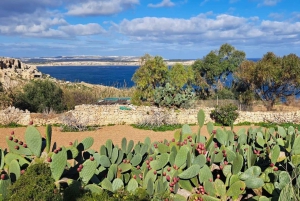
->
[0, 125, 254, 151]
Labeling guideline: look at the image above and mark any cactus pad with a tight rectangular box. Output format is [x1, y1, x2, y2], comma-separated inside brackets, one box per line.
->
[50, 146, 67, 181]
[8, 159, 20, 183]
[112, 178, 124, 192]
[79, 159, 97, 184]
[178, 164, 200, 179]
[24, 126, 42, 157]
[127, 178, 138, 192]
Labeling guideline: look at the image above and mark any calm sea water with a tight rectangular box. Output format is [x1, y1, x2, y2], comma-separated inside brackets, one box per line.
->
[37, 66, 139, 88]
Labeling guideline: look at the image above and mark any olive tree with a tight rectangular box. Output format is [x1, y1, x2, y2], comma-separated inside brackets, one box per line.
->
[235, 52, 300, 110]
[131, 54, 169, 103]
[192, 43, 246, 98]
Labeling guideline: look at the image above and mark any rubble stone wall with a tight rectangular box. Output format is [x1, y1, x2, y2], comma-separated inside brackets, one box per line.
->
[0, 105, 299, 126]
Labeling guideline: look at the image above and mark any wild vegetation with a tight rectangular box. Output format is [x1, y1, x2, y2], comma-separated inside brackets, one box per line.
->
[131, 44, 300, 110]
[0, 110, 300, 200]
[0, 43, 299, 112]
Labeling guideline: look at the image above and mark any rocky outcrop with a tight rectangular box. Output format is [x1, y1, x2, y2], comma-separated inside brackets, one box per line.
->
[0, 57, 42, 82]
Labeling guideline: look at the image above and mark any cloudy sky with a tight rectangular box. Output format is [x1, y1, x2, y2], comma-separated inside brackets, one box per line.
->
[0, 0, 299, 59]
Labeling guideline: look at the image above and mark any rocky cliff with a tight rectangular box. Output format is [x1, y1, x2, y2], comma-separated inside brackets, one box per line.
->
[0, 57, 42, 82]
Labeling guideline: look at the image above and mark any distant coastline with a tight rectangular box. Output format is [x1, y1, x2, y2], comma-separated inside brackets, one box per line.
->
[27, 60, 196, 67]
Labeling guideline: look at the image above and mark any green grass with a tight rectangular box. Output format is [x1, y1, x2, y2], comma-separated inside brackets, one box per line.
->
[131, 124, 182, 132]
[254, 122, 300, 130]
[0, 122, 24, 128]
[234, 121, 252, 126]
[131, 123, 196, 132]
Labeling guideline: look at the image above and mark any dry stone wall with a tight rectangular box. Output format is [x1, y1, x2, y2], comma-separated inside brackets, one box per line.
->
[0, 105, 299, 126]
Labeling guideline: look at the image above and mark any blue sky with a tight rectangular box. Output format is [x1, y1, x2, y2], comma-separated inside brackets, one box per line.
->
[0, 0, 299, 59]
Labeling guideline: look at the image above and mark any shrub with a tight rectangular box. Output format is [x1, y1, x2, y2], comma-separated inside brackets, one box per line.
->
[7, 162, 62, 201]
[154, 83, 195, 108]
[13, 79, 66, 113]
[211, 88, 235, 100]
[62, 86, 97, 110]
[210, 103, 239, 126]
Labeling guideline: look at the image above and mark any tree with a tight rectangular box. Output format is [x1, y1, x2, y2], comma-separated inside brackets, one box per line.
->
[192, 43, 246, 98]
[235, 52, 300, 110]
[131, 54, 169, 102]
[14, 79, 66, 113]
[168, 63, 194, 89]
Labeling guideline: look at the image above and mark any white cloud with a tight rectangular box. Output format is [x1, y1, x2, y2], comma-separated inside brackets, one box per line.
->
[67, 0, 139, 16]
[258, 0, 281, 6]
[268, 12, 284, 20]
[116, 13, 300, 48]
[58, 23, 106, 36]
[148, 0, 175, 8]
[0, 10, 68, 38]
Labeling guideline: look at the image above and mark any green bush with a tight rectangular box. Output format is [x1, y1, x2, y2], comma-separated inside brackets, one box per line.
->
[13, 79, 66, 113]
[210, 103, 239, 126]
[154, 83, 195, 108]
[7, 162, 62, 201]
[211, 88, 235, 100]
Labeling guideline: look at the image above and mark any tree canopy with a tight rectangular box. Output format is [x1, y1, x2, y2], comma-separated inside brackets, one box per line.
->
[168, 63, 194, 89]
[235, 52, 300, 109]
[192, 43, 246, 97]
[131, 54, 169, 101]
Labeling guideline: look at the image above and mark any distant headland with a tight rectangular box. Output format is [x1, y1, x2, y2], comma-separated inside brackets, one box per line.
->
[20, 56, 196, 66]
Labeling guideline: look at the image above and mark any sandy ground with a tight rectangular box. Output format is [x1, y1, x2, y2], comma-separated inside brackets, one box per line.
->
[0, 125, 252, 151]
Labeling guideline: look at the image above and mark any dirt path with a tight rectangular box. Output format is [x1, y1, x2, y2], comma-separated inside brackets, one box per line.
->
[0, 125, 253, 151]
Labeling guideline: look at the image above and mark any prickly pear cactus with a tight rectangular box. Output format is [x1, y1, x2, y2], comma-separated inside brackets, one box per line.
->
[79, 158, 97, 184]
[45, 124, 52, 153]
[24, 126, 42, 157]
[50, 146, 67, 181]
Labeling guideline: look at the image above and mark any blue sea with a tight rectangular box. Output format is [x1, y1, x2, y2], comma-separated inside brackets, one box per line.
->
[37, 66, 139, 88]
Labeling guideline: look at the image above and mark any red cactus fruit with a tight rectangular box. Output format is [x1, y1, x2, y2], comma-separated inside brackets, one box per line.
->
[133, 175, 136, 179]
[79, 164, 83, 169]
[23, 144, 27, 148]
[8, 136, 13, 141]
[20, 170, 25, 175]
[273, 167, 278, 171]
[14, 139, 18, 143]
[19, 141, 23, 145]
[10, 131, 14, 135]
[270, 163, 274, 167]
[90, 157, 94, 161]
[69, 142, 73, 145]
[153, 170, 157, 175]
[29, 120, 33, 125]
[77, 168, 81, 172]
[136, 165, 140, 170]
[58, 147, 62, 151]
[149, 157, 153, 161]
[54, 149, 58, 154]
[167, 167, 171, 172]
[1, 174, 5, 180]
[15, 145, 19, 150]
[47, 158, 52, 163]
